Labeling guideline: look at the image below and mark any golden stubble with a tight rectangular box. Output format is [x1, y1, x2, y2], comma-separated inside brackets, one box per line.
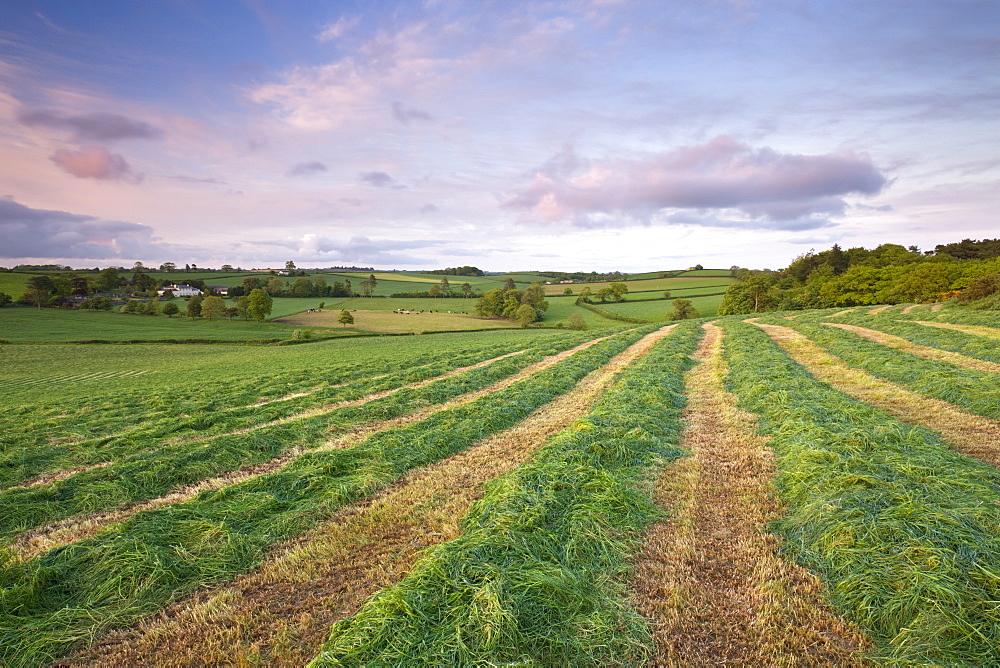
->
[823, 322, 1000, 374]
[61, 327, 676, 667]
[632, 321, 870, 667]
[754, 322, 1000, 468]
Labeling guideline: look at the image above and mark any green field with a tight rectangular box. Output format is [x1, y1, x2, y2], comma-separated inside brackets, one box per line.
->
[0, 306, 319, 342]
[278, 308, 520, 334]
[4, 290, 1000, 665]
[0, 272, 31, 298]
[598, 292, 727, 319]
[542, 275, 734, 295]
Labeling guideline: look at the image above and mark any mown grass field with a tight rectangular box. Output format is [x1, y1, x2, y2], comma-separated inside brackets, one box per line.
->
[2, 301, 999, 665]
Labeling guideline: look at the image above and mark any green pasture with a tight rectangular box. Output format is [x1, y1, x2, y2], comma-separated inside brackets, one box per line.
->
[541, 275, 734, 295]
[0, 272, 31, 298]
[542, 297, 617, 327]
[0, 306, 315, 343]
[331, 296, 479, 312]
[278, 308, 519, 334]
[598, 293, 726, 319]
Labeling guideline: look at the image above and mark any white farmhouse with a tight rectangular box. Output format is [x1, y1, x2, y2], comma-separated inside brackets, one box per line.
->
[158, 284, 202, 297]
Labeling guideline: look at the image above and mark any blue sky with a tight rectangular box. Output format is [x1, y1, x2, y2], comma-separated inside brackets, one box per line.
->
[1, 0, 997, 271]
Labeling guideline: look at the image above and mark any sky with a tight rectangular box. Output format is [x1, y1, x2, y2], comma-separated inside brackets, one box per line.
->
[1, 0, 998, 272]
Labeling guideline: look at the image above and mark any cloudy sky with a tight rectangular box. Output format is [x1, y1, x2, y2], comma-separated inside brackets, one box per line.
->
[1, 1, 997, 271]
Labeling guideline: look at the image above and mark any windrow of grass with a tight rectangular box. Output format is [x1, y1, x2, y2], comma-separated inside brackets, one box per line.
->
[755, 317, 1000, 422]
[0, 326, 651, 666]
[894, 305, 1000, 328]
[63, 326, 678, 666]
[309, 321, 702, 666]
[0, 342, 549, 490]
[1, 335, 578, 479]
[812, 311, 1000, 365]
[0, 341, 584, 542]
[720, 319, 1000, 664]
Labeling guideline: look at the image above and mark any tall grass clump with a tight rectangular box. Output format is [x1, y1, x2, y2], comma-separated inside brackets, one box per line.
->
[310, 322, 702, 665]
[720, 319, 1000, 664]
[0, 328, 650, 665]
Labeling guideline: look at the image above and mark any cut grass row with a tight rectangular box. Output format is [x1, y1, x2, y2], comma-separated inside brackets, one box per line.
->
[9, 338, 616, 563]
[751, 321, 1000, 470]
[632, 323, 869, 665]
[755, 317, 1000, 422]
[721, 319, 1000, 664]
[0, 326, 653, 665]
[64, 324, 681, 666]
[1, 336, 590, 487]
[309, 322, 702, 665]
[0, 341, 582, 540]
[808, 311, 1000, 365]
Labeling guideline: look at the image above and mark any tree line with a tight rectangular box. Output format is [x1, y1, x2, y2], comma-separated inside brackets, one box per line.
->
[719, 239, 1000, 315]
[475, 278, 549, 326]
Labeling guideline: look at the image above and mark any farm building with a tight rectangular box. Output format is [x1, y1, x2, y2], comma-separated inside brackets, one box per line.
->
[157, 284, 202, 297]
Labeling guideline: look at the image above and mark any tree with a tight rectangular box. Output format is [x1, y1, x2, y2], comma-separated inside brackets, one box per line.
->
[161, 301, 179, 317]
[475, 288, 505, 317]
[202, 295, 226, 320]
[132, 267, 155, 292]
[285, 260, 297, 271]
[428, 284, 441, 297]
[186, 295, 203, 318]
[563, 286, 574, 295]
[338, 309, 354, 327]
[439, 276, 451, 296]
[225, 306, 238, 320]
[668, 298, 700, 320]
[567, 312, 588, 330]
[344, 278, 353, 296]
[503, 277, 516, 291]
[578, 286, 592, 303]
[242, 276, 264, 294]
[0, 292, 12, 308]
[220, 264, 234, 272]
[313, 274, 328, 296]
[693, 264, 704, 270]
[461, 282, 473, 298]
[235, 296, 250, 320]
[247, 288, 273, 321]
[608, 282, 628, 302]
[159, 262, 176, 273]
[266, 278, 285, 296]
[291, 277, 313, 298]
[662, 291, 671, 299]
[521, 283, 548, 313]
[70, 276, 91, 296]
[514, 304, 537, 327]
[359, 274, 376, 297]
[24, 275, 55, 308]
[97, 267, 122, 292]
[596, 287, 612, 302]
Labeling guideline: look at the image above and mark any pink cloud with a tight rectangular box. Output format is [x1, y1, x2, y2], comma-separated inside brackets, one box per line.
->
[50, 145, 141, 182]
[503, 136, 887, 229]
